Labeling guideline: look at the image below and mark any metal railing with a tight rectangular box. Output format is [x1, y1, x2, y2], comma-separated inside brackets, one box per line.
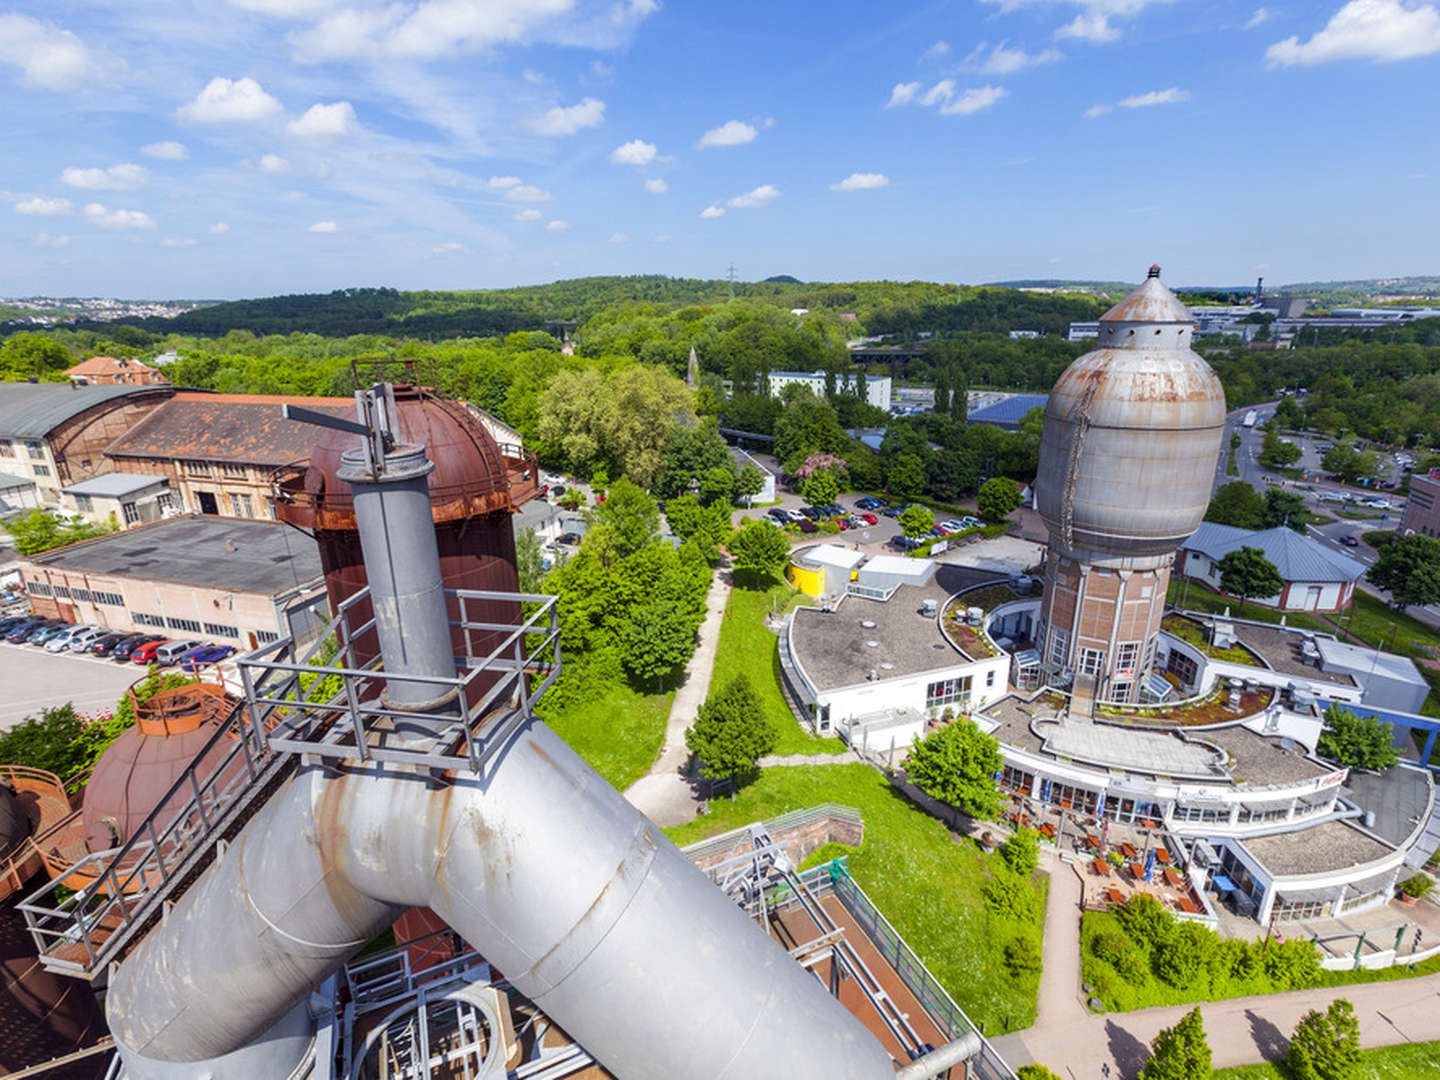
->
[680, 804, 862, 866]
[18, 584, 563, 980]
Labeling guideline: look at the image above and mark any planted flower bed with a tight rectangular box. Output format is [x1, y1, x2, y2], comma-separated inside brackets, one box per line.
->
[1160, 614, 1262, 666]
[1096, 684, 1275, 727]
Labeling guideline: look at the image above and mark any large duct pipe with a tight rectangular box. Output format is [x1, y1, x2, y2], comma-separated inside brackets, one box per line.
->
[107, 720, 896, 1078]
[893, 1032, 983, 1079]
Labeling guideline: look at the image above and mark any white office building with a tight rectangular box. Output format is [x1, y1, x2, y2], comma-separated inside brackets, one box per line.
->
[768, 370, 892, 411]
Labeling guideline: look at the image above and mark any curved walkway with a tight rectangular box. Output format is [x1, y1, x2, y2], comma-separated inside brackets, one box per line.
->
[994, 862, 1440, 1077]
[623, 557, 733, 827]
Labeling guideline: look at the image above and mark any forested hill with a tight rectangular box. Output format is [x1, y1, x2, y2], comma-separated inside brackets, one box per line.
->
[47, 276, 1105, 341]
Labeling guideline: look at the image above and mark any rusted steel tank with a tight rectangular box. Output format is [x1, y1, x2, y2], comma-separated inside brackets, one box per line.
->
[1037, 264, 1226, 559]
[0, 766, 71, 900]
[275, 381, 537, 677]
[0, 906, 106, 1079]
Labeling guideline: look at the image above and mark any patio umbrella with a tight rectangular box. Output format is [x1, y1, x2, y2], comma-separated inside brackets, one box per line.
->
[1144, 848, 1156, 882]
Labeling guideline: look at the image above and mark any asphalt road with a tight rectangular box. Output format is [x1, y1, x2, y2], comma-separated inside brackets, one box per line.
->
[0, 640, 139, 731]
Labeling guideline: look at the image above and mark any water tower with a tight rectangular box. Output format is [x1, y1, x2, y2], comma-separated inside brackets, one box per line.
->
[1034, 266, 1225, 706]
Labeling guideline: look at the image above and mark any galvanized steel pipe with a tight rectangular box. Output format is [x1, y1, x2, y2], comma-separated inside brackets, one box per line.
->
[893, 1032, 983, 1079]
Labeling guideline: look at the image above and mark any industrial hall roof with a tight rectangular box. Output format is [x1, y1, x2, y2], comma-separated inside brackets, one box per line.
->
[0, 382, 173, 439]
[968, 394, 1049, 428]
[106, 392, 355, 466]
[23, 514, 323, 596]
[1182, 522, 1367, 583]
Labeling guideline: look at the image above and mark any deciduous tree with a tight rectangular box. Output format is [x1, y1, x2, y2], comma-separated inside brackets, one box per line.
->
[886, 452, 926, 501]
[899, 503, 935, 540]
[904, 719, 1004, 822]
[1205, 481, 1264, 529]
[1367, 533, 1440, 611]
[1261, 487, 1308, 533]
[977, 476, 1022, 523]
[1217, 546, 1283, 613]
[1317, 704, 1400, 771]
[727, 518, 791, 580]
[622, 600, 696, 686]
[685, 674, 775, 785]
[1138, 1007, 1210, 1080]
[1286, 999, 1361, 1080]
[801, 469, 841, 508]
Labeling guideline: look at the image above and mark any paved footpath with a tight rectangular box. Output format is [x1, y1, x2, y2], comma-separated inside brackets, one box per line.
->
[994, 864, 1440, 1078]
[623, 558, 733, 827]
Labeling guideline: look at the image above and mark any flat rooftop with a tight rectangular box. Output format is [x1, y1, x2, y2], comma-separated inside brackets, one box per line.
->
[24, 514, 323, 596]
[1223, 621, 1357, 688]
[1343, 766, 1432, 850]
[790, 565, 999, 692]
[1239, 819, 1394, 877]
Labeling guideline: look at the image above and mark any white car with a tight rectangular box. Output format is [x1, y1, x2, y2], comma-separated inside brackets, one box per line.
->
[44, 625, 91, 652]
[938, 519, 965, 534]
[68, 626, 109, 652]
[1316, 492, 1345, 503]
[1360, 497, 1390, 509]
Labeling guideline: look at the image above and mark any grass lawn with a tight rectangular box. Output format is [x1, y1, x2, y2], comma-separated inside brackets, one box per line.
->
[664, 763, 1047, 1035]
[543, 679, 671, 791]
[1215, 1041, 1440, 1079]
[1167, 579, 1330, 634]
[1333, 591, 1440, 660]
[714, 572, 847, 757]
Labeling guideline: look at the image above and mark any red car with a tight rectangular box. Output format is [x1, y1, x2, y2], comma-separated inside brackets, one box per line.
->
[858, 512, 878, 525]
[131, 639, 169, 665]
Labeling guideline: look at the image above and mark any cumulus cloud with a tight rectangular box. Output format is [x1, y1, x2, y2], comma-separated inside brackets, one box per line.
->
[432, 240, 466, 253]
[15, 196, 72, 216]
[487, 176, 521, 189]
[643, 177, 668, 194]
[0, 14, 91, 91]
[177, 76, 282, 123]
[886, 82, 922, 108]
[525, 97, 605, 135]
[831, 172, 890, 191]
[1117, 86, 1190, 107]
[610, 138, 657, 166]
[83, 203, 156, 229]
[1084, 103, 1113, 118]
[699, 204, 725, 219]
[259, 153, 291, 174]
[727, 184, 780, 208]
[292, 0, 604, 61]
[1266, 0, 1440, 66]
[287, 101, 358, 137]
[545, 219, 570, 231]
[61, 163, 148, 191]
[1246, 7, 1271, 28]
[922, 40, 950, 60]
[697, 119, 757, 148]
[161, 236, 198, 247]
[1056, 12, 1120, 43]
[963, 41, 1063, 73]
[513, 208, 543, 221]
[505, 184, 551, 203]
[308, 220, 338, 233]
[141, 141, 188, 160]
[887, 80, 1008, 116]
[609, 232, 629, 243]
[209, 222, 230, 234]
[227, 0, 333, 12]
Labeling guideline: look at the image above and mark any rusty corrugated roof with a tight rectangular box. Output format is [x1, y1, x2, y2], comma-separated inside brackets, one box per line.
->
[1099, 267, 1195, 324]
[105, 392, 355, 465]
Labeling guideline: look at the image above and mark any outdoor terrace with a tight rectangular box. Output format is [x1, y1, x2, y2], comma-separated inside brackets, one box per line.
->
[1160, 613, 1263, 666]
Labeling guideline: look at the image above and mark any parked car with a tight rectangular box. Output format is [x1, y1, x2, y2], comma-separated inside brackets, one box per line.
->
[27, 623, 71, 646]
[1378, 480, 1397, 490]
[821, 503, 845, 518]
[855, 496, 888, 510]
[1341, 535, 1360, 547]
[879, 505, 904, 518]
[94, 632, 146, 658]
[131, 639, 171, 665]
[797, 519, 819, 533]
[799, 506, 823, 520]
[550, 485, 567, 497]
[557, 532, 583, 547]
[0, 615, 36, 636]
[114, 634, 164, 662]
[845, 515, 869, 529]
[928, 525, 949, 538]
[44, 625, 92, 653]
[766, 508, 790, 525]
[938, 519, 964, 534]
[182, 644, 237, 671]
[155, 640, 201, 666]
[68, 626, 110, 652]
[6, 617, 53, 643]
[887, 535, 922, 552]
[857, 512, 878, 525]
[1316, 491, 1345, 503]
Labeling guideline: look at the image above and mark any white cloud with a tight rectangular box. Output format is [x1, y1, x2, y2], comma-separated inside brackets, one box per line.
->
[699, 204, 725, 219]
[545, 219, 570, 231]
[525, 97, 606, 136]
[609, 232, 629, 243]
[505, 184, 551, 203]
[653, 233, 671, 242]
[141, 141, 188, 161]
[831, 172, 890, 191]
[177, 76, 282, 123]
[513, 208, 543, 221]
[15, 196, 72, 216]
[1266, 0, 1440, 66]
[308, 220, 338, 233]
[922, 40, 950, 60]
[259, 153, 291, 174]
[384, 0, 575, 59]
[1084, 103, 1113, 118]
[287, 101, 358, 137]
[1246, 7, 1270, 29]
[523, 68, 547, 84]
[697, 119, 757, 148]
[32, 233, 70, 248]
[487, 176, 521, 189]
[610, 138, 657, 166]
[940, 85, 1009, 115]
[228, 0, 334, 13]
[83, 203, 156, 229]
[209, 222, 230, 234]
[0, 15, 91, 91]
[590, 59, 616, 79]
[1117, 86, 1190, 107]
[920, 80, 955, 107]
[1056, 12, 1120, 43]
[643, 177, 668, 194]
[964, 41, 1063, 73]
[727, 184, 780, 208]
[886, 81, 922, 108]
[161, 236, 198, 247]
[432, 240, 466, 253]
[61, 163, 148, 191]
[290, 8, 397, 62]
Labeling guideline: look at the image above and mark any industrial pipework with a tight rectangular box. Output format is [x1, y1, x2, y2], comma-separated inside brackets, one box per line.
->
[99, 385, 949, 1079]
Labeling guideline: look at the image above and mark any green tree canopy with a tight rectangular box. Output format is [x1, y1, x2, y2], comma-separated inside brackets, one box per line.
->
[587, 478, 661, 564]
[1016, 1067, 1063, 1080]
[904, 719, 1004, 822]
[685, 673, 776, 785]
[774, 397, 848, 468]
[886, 453, 926, 501]
[1286, 999, 1361, 1080]
[1000, 826, 1040, 876]
[1317, 704, 1400, 771]
[1366, 533, 1440, 611]
[1258, 428, 1302, 470]
[977, 476, 1022, 523]
[1321, 441, 1377, 483]
[1261, 487, 1309, 533]
[1217, 545, 1284, 612]
[622, 600, 697, 686]
[801, 469, 841, 507]
[899, 503, 936, 540]
[1205, 481, 1264, 529]
[659, 423, 732, 499]
[8, 509, 115, 556]
[728, 518, 791, 580]
[734, 463, 766, 503]
[0, 333, 72, 380]
[1138, 1007, 1211, 1080]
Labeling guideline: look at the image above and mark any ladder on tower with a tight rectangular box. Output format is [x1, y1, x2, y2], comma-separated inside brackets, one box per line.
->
[1059, 372, 1103, 553]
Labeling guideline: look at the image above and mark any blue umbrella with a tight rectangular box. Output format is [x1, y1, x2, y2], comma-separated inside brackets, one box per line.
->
[1144, 848, 1156, 882]
[1041, 779, 1052, 804]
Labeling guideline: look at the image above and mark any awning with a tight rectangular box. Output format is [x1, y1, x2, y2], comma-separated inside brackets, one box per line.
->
[1211, 874, 1237, 892]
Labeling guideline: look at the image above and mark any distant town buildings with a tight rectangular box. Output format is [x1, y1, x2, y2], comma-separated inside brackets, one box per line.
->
[767, 370, 892, 411]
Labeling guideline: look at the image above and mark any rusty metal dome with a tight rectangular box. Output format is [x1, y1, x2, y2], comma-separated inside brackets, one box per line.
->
[1036, 266, 1226, 558]
[0, 784, 28, 860]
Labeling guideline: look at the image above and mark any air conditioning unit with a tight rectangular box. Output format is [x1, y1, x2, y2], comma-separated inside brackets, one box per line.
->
[920, 598, 938, 618]
[967, 606, 983, 624]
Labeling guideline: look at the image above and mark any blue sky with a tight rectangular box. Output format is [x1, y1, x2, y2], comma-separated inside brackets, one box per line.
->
[0, 0, 1438, 299]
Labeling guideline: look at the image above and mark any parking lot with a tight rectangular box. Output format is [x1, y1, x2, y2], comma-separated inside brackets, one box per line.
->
[0, 640, 142, 732]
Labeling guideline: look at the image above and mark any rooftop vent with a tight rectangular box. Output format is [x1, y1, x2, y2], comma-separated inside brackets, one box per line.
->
[865, 640, 879, 648]
[880, 662, 894, 671]
[920, 599, 938, 618]
[860, 619, 877, 629]
[967, 607, 983, 625]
